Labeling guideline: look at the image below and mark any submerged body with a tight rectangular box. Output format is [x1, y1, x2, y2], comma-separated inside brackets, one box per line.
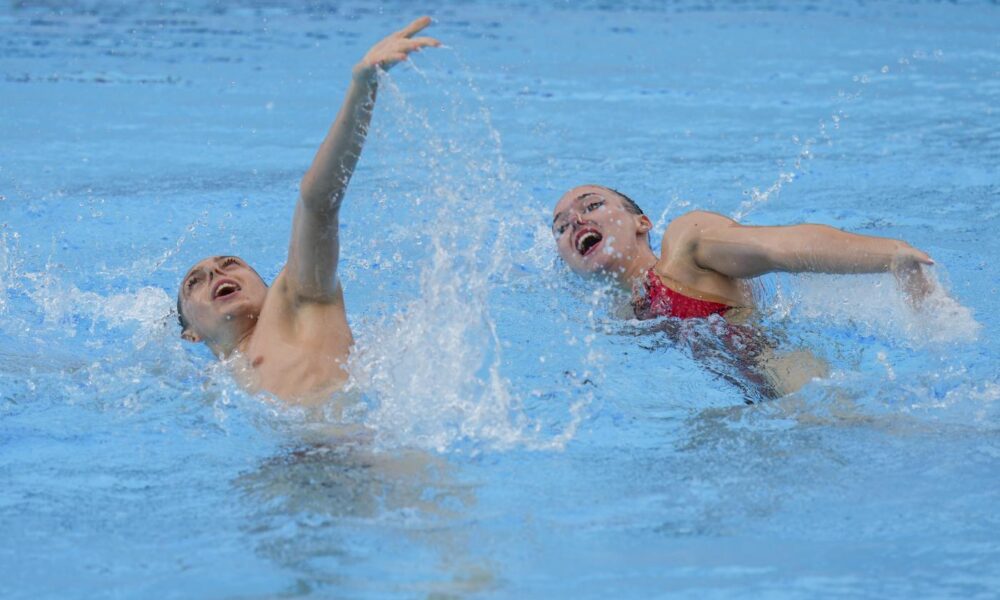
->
[552, 185, 934, 396]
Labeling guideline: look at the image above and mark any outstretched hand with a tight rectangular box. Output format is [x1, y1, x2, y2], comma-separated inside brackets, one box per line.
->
[353, 16, 441, 82]
[892, 243, 935, 308]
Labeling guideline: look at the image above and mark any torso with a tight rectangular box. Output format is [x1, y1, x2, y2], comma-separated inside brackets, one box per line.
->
[238, 271, 353, 405]
[633, 267, 734, 320]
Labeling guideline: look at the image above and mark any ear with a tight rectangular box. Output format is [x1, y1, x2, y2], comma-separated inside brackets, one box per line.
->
[636, 214, 653, 234]
[181, 329, 201, 343]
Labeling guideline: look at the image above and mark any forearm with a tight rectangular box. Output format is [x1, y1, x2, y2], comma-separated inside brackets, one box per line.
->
[298, 15, 438, 215]
[282, 17, 438, 302]
[764, 224, 909, 274]
[697, 223, 925, 278]
[298, 74, 378, 213]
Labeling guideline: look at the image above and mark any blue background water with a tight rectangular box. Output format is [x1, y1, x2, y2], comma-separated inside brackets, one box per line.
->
[2, 1, 999, 598]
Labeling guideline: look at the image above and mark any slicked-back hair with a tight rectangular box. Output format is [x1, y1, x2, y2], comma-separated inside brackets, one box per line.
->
[607, 187, 645, 216]
[602, 186, 650, 244]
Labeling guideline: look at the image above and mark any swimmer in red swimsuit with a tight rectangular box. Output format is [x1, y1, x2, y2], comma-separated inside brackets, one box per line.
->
[552, 184, 935, 397]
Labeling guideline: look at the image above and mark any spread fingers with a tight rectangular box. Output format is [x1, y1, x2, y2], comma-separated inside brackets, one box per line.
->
[397, 16, 432, 39]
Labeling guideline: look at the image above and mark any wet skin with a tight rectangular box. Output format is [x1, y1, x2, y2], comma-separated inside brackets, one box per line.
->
[179, 255, 267, 351]
[179, 254, 354, 403]
[552, 185, 656, 283]
[552, 184, 934, 308]
[552, 185, 752, 306]
[177, 17, 440, 403]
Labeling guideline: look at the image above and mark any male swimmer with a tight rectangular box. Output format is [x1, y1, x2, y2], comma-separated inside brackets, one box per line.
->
[552, 185, 934, 397]
[177, 18, 440, 403]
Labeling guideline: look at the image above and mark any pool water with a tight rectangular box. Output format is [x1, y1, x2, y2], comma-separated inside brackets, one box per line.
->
[2, 1, 999, 597]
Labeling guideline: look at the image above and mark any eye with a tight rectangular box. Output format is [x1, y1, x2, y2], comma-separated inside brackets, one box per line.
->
[555, 223, 568, 236]
[221, 257, 238, 268]
[185, 274, 201, 290]
[584, 201, 604, 212]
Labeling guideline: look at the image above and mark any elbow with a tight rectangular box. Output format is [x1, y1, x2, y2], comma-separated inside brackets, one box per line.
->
[299, 188, 344, 216]
[299, 172, 349, 214]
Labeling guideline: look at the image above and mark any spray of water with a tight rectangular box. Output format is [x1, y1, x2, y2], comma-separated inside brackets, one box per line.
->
[341, 56, 588, 453]
[732, 48, 947, 221]
[784, 272, 980, 346]
[0, 225, 20, 316]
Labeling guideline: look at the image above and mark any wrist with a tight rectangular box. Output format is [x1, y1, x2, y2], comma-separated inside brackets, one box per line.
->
[351, 62, 378, 84]
[890, 242, 915, 268]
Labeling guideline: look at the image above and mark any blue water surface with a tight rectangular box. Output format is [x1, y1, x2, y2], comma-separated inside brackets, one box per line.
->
[2, 1, 999, 598]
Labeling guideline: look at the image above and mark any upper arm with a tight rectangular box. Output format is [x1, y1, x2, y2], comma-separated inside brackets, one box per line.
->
[282, 198, 342, 304]
[693, 221, 864, 278]
[661, 211, 775, 279]
[692, 223, 782, 278]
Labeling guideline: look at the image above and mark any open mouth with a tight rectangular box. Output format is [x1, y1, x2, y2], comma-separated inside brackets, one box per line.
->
[574, 228, 603, 257]
[212, 279, 241, 301]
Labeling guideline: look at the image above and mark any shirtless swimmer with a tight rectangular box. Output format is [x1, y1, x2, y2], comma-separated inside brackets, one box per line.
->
[176, 18, 440, 403]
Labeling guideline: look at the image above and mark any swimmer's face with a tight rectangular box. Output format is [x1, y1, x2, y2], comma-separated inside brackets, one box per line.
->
[178, 255, 267, 349]
[552, 185, 652, 277]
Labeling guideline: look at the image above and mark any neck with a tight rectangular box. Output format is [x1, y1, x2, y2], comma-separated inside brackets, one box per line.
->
[208, 323, 256, 359]
[612, 245, 659, 291]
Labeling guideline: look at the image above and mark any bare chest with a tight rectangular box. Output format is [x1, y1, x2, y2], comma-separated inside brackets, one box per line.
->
[239, 312, 353, 401]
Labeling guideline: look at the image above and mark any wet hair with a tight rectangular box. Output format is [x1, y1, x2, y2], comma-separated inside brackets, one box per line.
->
[601, 186, 650, 243]
[606, 187, 645, 216]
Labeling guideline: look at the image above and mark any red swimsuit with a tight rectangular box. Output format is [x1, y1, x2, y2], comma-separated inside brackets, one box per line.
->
[633, 268, 732, 320]
[632, 268, 777, 403]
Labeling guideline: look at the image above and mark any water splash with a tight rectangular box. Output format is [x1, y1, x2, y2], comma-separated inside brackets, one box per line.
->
[0, 225, 21, 315]
[731, 124, 828, 222]
[98, 212, 208, 280]
[343, 58, 588, 453]
[651, 194, 692, 247]
[22, 264, 175, 348]
[773, 271, 980, 346]
[732, 46, 945, 221]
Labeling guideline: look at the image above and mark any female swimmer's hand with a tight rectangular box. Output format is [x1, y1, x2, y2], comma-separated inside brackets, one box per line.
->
[352, 17, 441, 82]
[891, 243, 935, 308]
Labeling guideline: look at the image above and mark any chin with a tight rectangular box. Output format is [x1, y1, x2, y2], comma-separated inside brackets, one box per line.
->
[571, 260, 611, 278]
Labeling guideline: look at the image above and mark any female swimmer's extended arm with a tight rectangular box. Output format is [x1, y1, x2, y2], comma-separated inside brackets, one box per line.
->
[281, 17, 440, 303]
[692, 217, 935, 302]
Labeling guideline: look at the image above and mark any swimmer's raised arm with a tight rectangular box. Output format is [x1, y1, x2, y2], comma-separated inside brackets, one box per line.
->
[283, 17, 440, 302]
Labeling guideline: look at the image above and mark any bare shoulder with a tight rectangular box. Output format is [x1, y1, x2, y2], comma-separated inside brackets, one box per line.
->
[250, 267, 352, 369]
[255, 268, 347, 335]
[667, 210, 737, 234]
[661, 210, 737, 253]
[657, 210, 750, 301]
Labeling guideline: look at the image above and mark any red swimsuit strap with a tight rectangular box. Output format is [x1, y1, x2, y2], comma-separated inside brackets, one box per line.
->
[638, 268, 732, 320]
